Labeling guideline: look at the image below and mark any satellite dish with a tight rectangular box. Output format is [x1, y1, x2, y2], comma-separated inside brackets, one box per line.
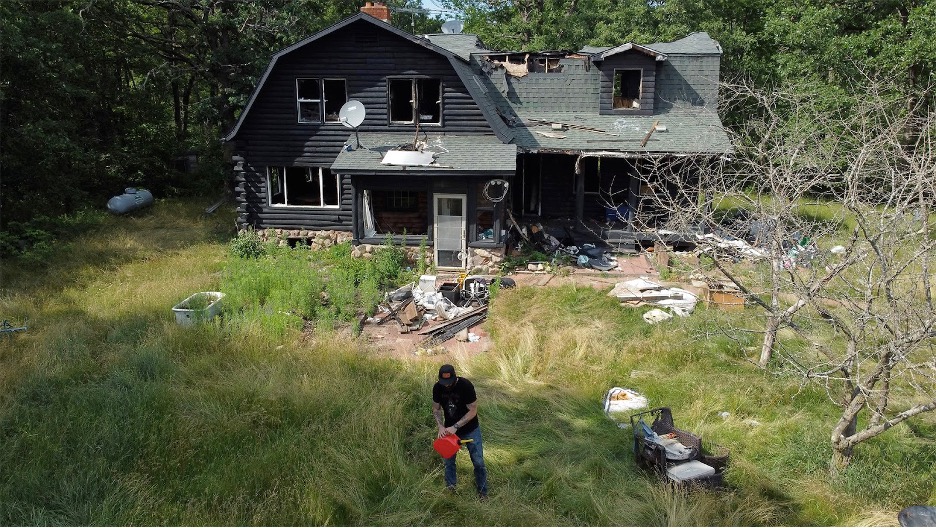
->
[338, 100, 365, 149]
[441, 20, 464, 34]
[338, 100, 366, 128]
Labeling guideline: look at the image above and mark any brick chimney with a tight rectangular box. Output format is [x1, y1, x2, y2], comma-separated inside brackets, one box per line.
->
[360, 2, 391, 23]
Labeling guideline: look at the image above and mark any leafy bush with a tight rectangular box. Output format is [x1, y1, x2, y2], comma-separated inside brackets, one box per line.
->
[228, 229, 266, 259]
[222, 239, 413, 333]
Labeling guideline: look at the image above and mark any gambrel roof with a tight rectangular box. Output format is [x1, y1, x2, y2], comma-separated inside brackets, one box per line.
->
[224, 13, 512, 142]
[225, 14, 730, 156]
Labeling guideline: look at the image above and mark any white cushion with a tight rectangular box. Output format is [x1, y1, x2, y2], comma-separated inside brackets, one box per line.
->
[666, 460, 716, 482]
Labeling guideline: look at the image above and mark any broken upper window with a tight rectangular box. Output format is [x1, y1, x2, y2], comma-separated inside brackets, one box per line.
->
[296, 78, 347, 123]
[388, 78, 441, 125]
[267, 166, 340, 207]
[613, 69, 642, 110]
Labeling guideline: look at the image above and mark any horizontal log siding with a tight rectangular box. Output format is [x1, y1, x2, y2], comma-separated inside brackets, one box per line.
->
[598, 53, 657, 116]
[234, 158, 354, 231]
[231, 19, 494, 231]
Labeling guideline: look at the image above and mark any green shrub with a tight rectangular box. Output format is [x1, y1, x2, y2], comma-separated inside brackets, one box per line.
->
[229, 229, 266, 259]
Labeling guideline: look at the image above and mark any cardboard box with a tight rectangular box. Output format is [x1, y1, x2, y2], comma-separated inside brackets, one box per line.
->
[708, 289, 745, 310]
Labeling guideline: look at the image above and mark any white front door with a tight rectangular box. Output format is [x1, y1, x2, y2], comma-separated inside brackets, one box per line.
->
[434, 194, 466, 269]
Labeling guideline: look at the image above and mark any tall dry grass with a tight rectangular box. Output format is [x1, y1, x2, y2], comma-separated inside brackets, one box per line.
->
[0, 198, 933, 525]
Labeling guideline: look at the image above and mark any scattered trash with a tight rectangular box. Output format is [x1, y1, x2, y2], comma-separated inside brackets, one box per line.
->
[610, 277, 698, 320]
[0, 318, 28, 337]
[630, 407, 729, 488]
[604, 387, 649, 414]
[418, 306, 488, 348]
[643, 308, 673, 324]
[694, 232, 768, 260]
[743, 418, 761, 427]
[899, 505, 936, 527]
[718, 411, 730, 419]
[830, 245, 846, 255]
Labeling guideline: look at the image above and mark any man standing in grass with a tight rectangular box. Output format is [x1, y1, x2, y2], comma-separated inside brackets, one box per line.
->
[432, 364, 488, 500]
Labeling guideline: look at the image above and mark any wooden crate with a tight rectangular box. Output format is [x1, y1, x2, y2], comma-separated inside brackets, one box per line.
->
[707, 289, 745, 310]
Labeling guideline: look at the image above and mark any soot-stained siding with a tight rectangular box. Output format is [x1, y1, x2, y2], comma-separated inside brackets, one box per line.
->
[598, 52, 657, 116]
[230, 19, 493, 231]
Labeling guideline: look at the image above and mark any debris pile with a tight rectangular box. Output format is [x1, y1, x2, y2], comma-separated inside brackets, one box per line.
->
[608, 277, 698, 322]
[365, 275, 514, 347]
[509, 219, 621, 272]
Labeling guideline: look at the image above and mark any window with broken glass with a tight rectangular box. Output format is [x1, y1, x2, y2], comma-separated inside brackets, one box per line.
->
[296, 78, 347, 123]
[613, 69, 642, 110]
[388, 78, 441, 125]
[267, 166, 340, 207]
[364, 189, 428, 236]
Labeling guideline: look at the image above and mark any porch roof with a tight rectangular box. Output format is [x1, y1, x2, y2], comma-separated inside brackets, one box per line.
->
[507, 107, 733, 154]
[331, 133, 517, 175]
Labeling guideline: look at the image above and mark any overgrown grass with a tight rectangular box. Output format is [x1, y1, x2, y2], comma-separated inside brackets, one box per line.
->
[1, 198, 933, 525]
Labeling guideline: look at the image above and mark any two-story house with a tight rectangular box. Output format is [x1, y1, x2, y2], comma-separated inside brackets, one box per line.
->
[223, 2, 731, 270]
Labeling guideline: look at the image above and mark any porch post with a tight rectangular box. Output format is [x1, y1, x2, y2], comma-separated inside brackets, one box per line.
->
[349, 177, 359, 243]
[574, 153, 585, 221]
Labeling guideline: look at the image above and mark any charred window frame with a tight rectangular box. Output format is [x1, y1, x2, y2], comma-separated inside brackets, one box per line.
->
[612, 69, 642, 110]
[297, 78, 347, 123]
[267, 166, 341, 208]
[388, 78, 442, 125]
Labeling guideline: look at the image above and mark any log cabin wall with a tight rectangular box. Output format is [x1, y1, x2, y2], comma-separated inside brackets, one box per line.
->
[229, 19, 492, 231]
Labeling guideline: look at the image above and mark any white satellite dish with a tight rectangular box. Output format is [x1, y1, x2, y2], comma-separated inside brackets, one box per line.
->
[338, 100, 366, 128]
[441, 20, 464, 34]
[338, 100, 365, 148]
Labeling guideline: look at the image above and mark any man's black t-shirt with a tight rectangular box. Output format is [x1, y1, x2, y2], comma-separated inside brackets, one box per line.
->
[433, 377, 479, 435]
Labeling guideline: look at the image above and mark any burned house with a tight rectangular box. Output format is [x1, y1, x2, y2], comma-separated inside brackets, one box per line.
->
[223, 3, 731, 270]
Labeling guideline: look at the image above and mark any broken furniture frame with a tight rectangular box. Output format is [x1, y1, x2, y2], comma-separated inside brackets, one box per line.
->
[630, 407, 728, 488]
[1, 318, 28, 338]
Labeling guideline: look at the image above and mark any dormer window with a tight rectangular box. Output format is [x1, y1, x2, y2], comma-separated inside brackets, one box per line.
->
[388, 78, 441, 125]
[297, 78, 347, 123]
[613, 69, 642, 110]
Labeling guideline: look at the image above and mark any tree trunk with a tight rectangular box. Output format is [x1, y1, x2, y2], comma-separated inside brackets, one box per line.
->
[830, 442, 853, 473]
[759, 314, 778, 368]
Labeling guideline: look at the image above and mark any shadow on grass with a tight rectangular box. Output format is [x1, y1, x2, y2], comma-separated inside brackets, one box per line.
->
[1, 198, 237, 296]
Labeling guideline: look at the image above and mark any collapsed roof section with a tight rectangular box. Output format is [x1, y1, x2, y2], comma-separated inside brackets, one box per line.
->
[435, 31, 731, 155]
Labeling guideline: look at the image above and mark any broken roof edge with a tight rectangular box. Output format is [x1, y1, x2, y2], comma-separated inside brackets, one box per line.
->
[595, 42, 667, 62]
[448, 56, 516, 144]
[518, 148, 734, 157]
[224, 13, 461, 142]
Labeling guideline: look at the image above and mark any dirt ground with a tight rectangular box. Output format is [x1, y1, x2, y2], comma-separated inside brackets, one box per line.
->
[359, 254, 660, 360]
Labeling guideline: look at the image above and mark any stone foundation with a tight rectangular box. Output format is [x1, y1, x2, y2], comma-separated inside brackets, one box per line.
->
[244, 228, 505, 272]
[253, 228, 354, 251]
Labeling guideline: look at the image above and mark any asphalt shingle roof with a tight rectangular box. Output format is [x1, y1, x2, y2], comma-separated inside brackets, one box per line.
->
[648, 32, 722, 55]
[424, 33, 491, 61]
[331, 133, 517, 173]
[506, 108, 732, 154]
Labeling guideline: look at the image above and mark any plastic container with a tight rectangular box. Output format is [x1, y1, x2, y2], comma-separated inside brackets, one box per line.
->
[438, 282, 460, 303]
[172, 292, 224, 325]
[418, 275, 437, 294]
[433, 434, 462, 459]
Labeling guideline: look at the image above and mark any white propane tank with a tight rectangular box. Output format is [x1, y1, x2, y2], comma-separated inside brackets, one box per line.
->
[107, 187, 154, 214]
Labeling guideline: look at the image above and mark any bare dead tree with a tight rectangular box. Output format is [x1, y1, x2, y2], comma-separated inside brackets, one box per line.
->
[603, 77, 936, 471]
